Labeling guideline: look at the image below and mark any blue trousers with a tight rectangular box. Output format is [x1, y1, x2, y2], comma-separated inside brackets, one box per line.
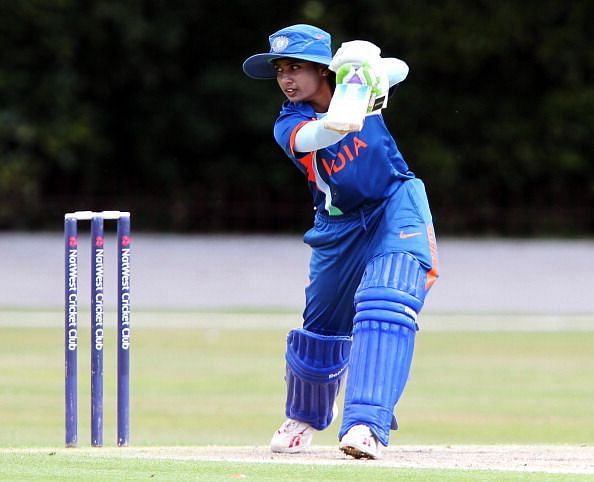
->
[302, 178, 438, 336]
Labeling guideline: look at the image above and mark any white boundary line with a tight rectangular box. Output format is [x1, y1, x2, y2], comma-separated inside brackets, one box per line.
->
[1, 310, 594, 331]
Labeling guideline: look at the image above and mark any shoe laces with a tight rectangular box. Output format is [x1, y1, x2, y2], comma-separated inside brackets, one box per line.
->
[280, 419, 309, 434]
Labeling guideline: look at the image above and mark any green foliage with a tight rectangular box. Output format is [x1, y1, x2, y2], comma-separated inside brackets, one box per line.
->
[0, 1, 592, 233]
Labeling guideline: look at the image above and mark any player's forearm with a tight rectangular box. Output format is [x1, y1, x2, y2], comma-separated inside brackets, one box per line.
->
[294, 120, 348, 153]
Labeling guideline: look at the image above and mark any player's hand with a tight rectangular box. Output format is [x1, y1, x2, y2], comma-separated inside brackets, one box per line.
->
[330, 41, 389, 113]
[329, 40, 382, 72]
[334, 61, 390, 114]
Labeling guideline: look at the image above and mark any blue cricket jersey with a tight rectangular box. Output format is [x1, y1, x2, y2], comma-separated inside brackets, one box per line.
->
[274, 100, 415, 215]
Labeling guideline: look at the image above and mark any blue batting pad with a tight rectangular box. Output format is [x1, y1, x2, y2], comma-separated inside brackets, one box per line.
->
[285, 328, 351, 430]
[340, 252, 426, 446]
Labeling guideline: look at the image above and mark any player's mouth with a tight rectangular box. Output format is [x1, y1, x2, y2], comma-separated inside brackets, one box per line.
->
[284, 88, 298, 97]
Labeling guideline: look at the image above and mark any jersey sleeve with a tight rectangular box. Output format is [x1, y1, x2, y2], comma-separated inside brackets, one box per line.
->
[273, 102, 316, 174]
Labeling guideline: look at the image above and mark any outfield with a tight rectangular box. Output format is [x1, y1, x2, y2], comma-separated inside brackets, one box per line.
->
[1, 232, 593, 480]
[1, 310, 593, 480]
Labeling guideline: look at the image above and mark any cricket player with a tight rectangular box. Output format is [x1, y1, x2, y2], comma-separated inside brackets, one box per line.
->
[243, 24, 439, 459]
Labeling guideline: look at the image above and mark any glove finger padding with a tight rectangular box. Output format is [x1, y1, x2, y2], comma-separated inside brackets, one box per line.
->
[329, 40, 382, 72]
[324, 63, 371, 133]
[364, 61, 390, 113]
[324, 60, 390, 134]
[336, 62, 389, 113]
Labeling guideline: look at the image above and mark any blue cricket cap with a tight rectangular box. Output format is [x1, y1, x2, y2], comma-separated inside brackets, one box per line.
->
[243, 24, 332, 79]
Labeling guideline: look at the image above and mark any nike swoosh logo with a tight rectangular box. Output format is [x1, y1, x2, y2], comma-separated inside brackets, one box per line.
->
[399, 231, 422, 239]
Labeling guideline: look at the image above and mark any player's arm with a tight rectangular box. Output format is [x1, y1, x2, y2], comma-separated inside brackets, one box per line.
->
[293, 120, 347, 153]
[330, 40, 409, 99]
[382, 57, 409, 87]
[324, 40, 408, 133]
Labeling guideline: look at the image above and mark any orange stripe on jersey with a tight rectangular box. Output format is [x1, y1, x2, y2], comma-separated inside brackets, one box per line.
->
[425, 224, 439, 290]
[299, 153, 316, 183]
[290, 120, 316, 183]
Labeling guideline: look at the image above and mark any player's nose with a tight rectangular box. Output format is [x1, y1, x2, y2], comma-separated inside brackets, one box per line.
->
[278, 71, 294, 84]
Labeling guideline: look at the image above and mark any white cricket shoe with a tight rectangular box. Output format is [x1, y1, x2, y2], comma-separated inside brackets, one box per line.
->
[270, 403, 338, 453]
[339, 424, 381, 459]
[270, 418, 316, 453]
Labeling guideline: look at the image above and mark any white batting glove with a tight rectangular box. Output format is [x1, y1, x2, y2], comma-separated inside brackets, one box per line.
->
[329, 40, 382, 72]
[330, 41, 390, 113]
[334, 61, 390, 114]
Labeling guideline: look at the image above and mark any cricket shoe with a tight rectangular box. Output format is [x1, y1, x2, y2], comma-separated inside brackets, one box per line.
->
[339, 424, 381, 459]
[270, 418, 316, 453]
[270, 403, 338, 453]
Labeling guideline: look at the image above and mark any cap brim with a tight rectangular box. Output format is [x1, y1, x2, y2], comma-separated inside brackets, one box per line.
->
[242, 53, 332, 80]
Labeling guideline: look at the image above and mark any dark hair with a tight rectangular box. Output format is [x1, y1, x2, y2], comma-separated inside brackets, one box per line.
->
[314, 62, 336, 91]
[328, 70, 336, 91]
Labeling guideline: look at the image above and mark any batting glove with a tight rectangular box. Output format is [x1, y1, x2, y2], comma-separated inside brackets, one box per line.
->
[329, 40, 382, 72]
[334, 61, 390, 114]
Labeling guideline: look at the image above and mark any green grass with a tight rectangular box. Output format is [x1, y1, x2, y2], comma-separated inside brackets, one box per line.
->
[2, 321, 592, 446]
[2, 451, 591, 482]
[401, 330, 594, 444]
[1, 310, 593, 480]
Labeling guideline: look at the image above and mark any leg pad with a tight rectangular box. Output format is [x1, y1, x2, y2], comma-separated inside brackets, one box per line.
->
[285, 328, 351, 430]
[340, 252, 426, 445]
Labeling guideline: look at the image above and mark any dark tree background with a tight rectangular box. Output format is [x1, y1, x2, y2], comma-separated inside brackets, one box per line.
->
[1, 0, 592, 235]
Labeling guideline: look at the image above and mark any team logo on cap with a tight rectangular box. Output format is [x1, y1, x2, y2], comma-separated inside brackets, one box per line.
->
[271, 35, 289, 53]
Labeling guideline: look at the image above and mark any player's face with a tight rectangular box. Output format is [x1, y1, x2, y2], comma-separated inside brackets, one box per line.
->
[274, 59, 332, 112]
